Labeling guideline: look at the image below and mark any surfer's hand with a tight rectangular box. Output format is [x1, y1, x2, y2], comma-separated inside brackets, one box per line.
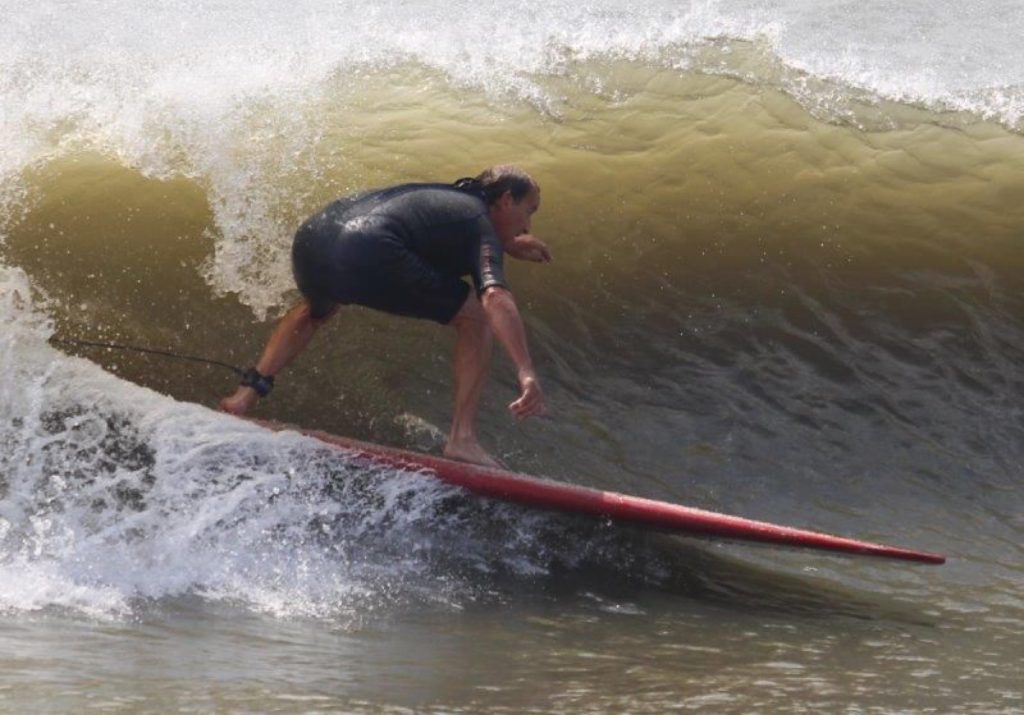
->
[506, 234, 552, 263]
[510, 373, 545, 420]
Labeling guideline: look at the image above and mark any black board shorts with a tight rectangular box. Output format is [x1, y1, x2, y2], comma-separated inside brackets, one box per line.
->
[292, 219, 471, 324]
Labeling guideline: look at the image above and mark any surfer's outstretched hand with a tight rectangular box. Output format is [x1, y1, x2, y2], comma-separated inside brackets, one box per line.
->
[510, 374, 545, 420]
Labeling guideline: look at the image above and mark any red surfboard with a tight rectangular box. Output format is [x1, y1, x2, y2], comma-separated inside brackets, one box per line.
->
[258, 420, 945, 565]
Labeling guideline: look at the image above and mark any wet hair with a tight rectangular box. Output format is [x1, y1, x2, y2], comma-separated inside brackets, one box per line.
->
[453, 165, 539, 205]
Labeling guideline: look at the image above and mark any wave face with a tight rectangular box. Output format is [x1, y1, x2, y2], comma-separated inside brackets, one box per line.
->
[3, 0, 1023, 313]
[3, 0, 1023, 314]
[1, 1, 1023, 712]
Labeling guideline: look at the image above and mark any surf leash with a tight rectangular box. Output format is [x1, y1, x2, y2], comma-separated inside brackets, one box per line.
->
[48, 336, 276, 397]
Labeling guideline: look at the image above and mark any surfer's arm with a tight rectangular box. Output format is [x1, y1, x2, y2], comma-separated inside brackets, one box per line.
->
[480, 286, 545, 419]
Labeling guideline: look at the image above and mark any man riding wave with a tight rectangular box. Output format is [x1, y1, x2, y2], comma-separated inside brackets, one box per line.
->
[220, 165, 551, 467]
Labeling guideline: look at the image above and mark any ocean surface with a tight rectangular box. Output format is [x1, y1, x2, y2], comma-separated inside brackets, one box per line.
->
[2, 1, 1023, 712]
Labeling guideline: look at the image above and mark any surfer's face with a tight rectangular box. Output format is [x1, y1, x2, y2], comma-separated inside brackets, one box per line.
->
[492, 188, 541, 241]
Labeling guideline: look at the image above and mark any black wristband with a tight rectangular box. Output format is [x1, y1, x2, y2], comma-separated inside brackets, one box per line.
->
[240, 367, 274, 397]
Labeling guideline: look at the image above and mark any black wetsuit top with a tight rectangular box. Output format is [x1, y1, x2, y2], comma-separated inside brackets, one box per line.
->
[292, 183, 506, 323]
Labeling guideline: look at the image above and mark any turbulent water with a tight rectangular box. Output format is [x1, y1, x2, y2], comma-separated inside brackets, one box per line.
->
[2, 1, 1023, 712]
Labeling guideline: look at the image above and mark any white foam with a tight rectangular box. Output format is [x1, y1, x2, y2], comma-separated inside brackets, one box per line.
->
[1, 267, 647, 619]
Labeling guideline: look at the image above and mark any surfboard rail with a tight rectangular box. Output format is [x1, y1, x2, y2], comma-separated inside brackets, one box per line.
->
[256, 420, 946, 565]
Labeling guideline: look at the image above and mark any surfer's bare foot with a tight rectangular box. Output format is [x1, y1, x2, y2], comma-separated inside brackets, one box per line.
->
[444, 440, 504, 469]
[219, 386, 259, 416]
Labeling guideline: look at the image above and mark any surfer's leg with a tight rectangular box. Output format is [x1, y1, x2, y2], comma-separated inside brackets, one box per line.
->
[445, 293, 501, 468]
[219, 299, 338, 415]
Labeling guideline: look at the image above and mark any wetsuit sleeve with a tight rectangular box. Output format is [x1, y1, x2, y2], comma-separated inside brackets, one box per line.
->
[473, 218, 507, 295]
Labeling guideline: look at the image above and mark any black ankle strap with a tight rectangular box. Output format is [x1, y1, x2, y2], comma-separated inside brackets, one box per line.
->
[240, 367, 274, 397]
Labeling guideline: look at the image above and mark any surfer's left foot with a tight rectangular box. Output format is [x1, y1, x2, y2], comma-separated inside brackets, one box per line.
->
[219, 386, 259, 416]
[444, 441, 505, 469]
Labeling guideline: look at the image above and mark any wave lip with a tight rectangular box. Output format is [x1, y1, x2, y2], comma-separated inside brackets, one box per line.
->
[3, 1, 1023, 154]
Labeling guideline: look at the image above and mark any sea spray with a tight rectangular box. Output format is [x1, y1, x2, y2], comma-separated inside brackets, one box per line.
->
[1, 270, 664, 618]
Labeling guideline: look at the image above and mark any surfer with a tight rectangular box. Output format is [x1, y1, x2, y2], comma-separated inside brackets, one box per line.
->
[219, 165, 551, 467]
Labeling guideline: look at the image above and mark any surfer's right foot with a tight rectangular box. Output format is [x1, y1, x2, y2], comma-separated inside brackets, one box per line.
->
[219, 386, 259, 416]
[444, 440, 505, 469]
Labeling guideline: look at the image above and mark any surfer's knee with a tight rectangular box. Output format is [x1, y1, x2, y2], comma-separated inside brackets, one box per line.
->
[296, 299, 339, 328]
[450, 293, 489, 336]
